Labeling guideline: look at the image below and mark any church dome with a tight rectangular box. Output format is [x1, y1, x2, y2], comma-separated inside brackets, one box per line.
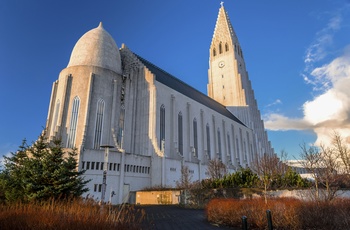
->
[67, 22, 122, 74]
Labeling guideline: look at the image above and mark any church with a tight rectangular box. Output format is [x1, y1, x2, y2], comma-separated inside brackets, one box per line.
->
[44, 4, 274, 204]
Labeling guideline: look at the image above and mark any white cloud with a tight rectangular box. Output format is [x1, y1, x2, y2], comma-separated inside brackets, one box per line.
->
[303, 91, 347, 125]
[265, 99, 282, 108]
[265, 45, 350, 146]
[264, 4, 350, 148]
[264, 113, 311, 131]
[304, 11, 342, 76]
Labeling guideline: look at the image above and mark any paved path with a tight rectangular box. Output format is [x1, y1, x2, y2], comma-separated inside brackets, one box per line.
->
[140, 205, 238, 230]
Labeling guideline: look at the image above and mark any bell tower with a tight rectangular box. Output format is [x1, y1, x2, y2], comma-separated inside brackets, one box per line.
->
[208, 3, 275, 156]
[208, 3, 248, 108]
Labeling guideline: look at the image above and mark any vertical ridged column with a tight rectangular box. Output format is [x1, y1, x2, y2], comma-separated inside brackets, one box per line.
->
[47, 80, 58, 138]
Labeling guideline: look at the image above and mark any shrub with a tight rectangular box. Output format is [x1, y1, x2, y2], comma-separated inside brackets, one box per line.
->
[206, 197, 350, 229]
[0, 198, 146, 230]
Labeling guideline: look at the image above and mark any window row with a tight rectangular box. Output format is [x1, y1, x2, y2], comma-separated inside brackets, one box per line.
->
[159, 104, 253, 163]
[125, 164, 150, 174]
[213, 42, 229, 56]
[169, 167, 194, 174]
[94, 184, 102, 193]
[212, 42, 243, 58]
[82, 161, 120, 171]
[81, 161, 150, 174]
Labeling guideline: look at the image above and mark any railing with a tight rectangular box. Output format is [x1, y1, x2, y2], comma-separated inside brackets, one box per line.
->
[241, 210, 273, 230]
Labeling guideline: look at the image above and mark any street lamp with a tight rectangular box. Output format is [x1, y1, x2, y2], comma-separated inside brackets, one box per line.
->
[100, 145, 114, 204]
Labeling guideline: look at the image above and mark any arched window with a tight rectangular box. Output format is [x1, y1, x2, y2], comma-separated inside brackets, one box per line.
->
[206, 124, 211, 160]
[225, 43, 229, 52]
[213, 48, 216, 57]
[217, 128, 222, 160]
[160, 105, 165, 150]
[193, 118, 198, 157]
[67, 96, 80, 148]
[94, 99, 105, 149]
[219, 42, 223, 54]
[178, 112, 183, 156]
[51, 100, 60, 136]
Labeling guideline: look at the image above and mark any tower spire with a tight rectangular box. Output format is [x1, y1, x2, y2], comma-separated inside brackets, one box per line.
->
[207, 4, 245, 107]
[207, 5, 275, 156]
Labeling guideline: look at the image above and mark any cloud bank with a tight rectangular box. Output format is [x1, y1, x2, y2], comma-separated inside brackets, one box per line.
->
[264, 8, 350, 146]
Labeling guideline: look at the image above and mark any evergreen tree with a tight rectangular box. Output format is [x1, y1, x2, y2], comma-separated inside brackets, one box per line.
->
[0, 133, 90, 202]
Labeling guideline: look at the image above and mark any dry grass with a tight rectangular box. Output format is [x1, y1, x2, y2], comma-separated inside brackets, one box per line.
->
[206, 197, 350, 229]
[0, 198, 146, 230]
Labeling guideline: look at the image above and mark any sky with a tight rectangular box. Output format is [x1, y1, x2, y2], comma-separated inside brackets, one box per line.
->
[1, 0, 350, 161]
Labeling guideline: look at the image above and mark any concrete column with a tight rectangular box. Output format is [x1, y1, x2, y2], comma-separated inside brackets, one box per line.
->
[118, 150, 125, 203]
[212, 115, 217, 160]
[47, 80, 58, 137]
[110, 79, 118, 145]
[186, 102, 191, 161]
[200, 109, 204, 161]
[171, 95, 175, 157]
[57, 74, 72, 137]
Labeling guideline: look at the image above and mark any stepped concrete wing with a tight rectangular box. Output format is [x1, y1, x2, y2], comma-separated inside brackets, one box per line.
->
[135, 54, 245, 126]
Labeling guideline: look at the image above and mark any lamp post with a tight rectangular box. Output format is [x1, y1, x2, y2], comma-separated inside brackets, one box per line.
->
[100, 145, 114, 204]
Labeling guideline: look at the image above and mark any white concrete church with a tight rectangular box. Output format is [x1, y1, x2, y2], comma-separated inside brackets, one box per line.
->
[44, 4, 274, 204]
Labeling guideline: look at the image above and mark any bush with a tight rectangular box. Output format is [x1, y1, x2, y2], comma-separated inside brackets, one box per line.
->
[200, 167, 308, 190]
[206, 197, 350, 229]
[0, 198, 146, 230]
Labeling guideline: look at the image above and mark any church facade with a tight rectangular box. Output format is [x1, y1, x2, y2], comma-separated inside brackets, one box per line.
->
[44, 5, 274, 204]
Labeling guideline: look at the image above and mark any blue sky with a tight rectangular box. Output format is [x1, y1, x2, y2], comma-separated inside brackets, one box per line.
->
[1, 0, 350, 160]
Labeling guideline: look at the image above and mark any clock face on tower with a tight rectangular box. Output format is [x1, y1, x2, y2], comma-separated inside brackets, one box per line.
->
[218, 61, 225, 68]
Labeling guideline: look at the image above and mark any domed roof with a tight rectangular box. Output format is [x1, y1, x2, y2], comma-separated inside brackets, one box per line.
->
[67, 22, 122, 74]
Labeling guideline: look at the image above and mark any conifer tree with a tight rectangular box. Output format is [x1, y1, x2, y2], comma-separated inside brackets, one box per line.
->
[0, 133, 90, 202]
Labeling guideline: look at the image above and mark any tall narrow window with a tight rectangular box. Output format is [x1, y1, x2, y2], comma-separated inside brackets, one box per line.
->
[227, 134, 232, 162]
[160, 105, 165, 150]
[250, 144, 254, 162]
[246, 131, 251, 159]
[213, 48, 216, 57]
[96, 162, 100, 170]
[94, 99, 105, 149]
[67, 96, 80, 148]
[178, 112, 183, 156]
[219, 42, 223, 54]
[236, 138, 240, 161]
[206, 124, 211, 160]
[225, 43, 229, 52]
[193, 118, 198, 157]
[117, 106, 125, 148]
[217, 128, 222, 160]
[51, 100, 60, 136]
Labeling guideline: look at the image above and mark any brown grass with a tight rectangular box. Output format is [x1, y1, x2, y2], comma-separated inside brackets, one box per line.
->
[0, 198, 146, 230]
[206, 197, 350, 229]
